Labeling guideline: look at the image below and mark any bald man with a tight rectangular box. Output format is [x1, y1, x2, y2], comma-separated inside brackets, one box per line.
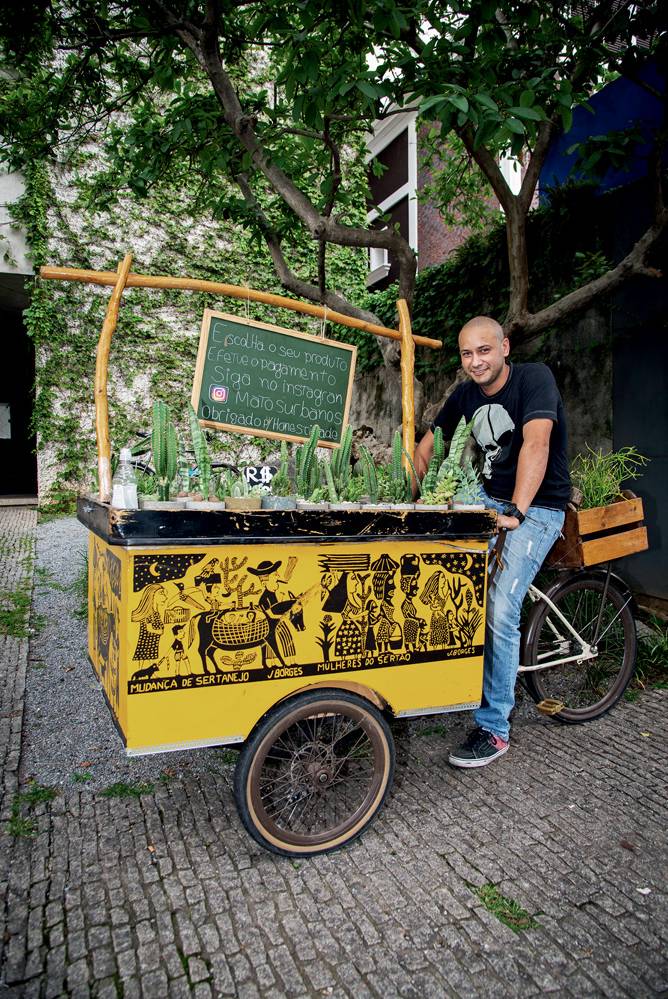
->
[415, 316, 570, 767]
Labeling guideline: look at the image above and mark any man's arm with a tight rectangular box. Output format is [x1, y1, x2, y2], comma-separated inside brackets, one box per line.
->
[497, 418, 553, 530]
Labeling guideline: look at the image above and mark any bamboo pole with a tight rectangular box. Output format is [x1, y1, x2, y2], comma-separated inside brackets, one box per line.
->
[397, 299, 415, 474]
[39, 265, 443, 350]
[95, 254, 133, 501]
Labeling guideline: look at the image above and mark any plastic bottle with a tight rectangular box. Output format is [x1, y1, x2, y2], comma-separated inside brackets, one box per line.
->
[111, 448, 138, 509]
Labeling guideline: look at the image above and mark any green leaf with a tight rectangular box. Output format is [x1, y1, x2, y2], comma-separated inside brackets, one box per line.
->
[560, 106, 573, 133]
[505, 117, 525, 134]
[419, 94, 448, 114]
[509, 106, 542, 121]
[519, 90, 535, 107]
[449, 94, 469, 113]
[474, 93, 498, 112]
[356, 80, 380, 100]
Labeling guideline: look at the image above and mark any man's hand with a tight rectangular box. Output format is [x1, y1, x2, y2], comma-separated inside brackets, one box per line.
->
[497, 513, 521, 531]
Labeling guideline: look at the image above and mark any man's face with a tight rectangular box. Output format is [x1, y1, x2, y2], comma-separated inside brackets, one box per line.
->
[458, 326, 509, 391]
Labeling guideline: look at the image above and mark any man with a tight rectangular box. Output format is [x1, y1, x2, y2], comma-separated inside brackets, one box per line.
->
[414, 316, 571, 767]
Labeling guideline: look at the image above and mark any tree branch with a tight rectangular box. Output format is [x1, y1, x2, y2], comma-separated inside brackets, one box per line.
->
[234, 174, 383, 327]
[518, 121, 555, 213]
[460, 127, 514, 213]
[511, 207, 668, 341]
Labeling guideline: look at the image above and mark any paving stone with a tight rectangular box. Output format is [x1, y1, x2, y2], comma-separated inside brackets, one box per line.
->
[1, 509, 668, 999]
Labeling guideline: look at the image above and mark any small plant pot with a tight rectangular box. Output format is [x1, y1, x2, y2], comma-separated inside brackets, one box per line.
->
[364, 502, 393, 511]
[390, 502, 415, 511]
[185, 500, 227, 511]
[330, 502, 362, 512]
[138, 494, 159, 507]
[452, 502, 485, 511]
[139, 499, 186, 511]
[224, 496, 262, 512]
[297, 499, 330, 511]
[262, 495, 297, 511]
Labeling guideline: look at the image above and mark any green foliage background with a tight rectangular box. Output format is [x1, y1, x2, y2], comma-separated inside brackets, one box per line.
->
[366, 182, 613, 378]
[13, 156, 370, 509]
[15, 158, 618, 510]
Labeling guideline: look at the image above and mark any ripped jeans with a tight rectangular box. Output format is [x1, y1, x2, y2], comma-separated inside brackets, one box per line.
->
[475, 493, 565, 741]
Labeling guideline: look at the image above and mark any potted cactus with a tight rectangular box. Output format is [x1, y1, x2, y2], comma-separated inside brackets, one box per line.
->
[141, 400, 183, 509]
[295, 425, 326, 508]
[358, 445, 380, 505]
[421, 418, 473, 508]
[262, 441, 297, 510]
[378, 431, 414, 508]
[220, 469, 263, 511]
[188, 404, 215, 501]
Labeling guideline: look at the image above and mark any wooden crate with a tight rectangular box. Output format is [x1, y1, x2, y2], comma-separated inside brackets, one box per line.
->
[546, 495, 648, 568]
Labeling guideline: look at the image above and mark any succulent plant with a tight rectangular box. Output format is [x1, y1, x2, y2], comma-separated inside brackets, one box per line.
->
[422, 426, 444, 496]
[296, 425, 321, 498]
[271, 441, 292, 497]
[453, 458, 482, 504]
[151, 400, 178, 501]
[330, 424, 353, 494]
[359, 445, 379, 503]
[188, 404, 213, 499]
[323, 460, 338, 503]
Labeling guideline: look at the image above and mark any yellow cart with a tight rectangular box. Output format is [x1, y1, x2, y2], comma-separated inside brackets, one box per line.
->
[44, 255, 497, 855]
[80, 497, 495, 855]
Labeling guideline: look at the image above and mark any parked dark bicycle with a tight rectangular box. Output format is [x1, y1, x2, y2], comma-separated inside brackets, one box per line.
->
[517, 558, 636, 722]
[125, 430, 239, 489]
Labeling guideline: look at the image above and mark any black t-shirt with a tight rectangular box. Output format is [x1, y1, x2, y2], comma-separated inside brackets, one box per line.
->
[433, 362, 571, 509]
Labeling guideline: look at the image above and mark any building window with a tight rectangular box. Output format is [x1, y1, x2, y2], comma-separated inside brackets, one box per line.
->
[365, 110, 418, 289]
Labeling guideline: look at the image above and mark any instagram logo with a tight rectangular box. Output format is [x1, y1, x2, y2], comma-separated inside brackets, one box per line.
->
[210, 385, 228, 403]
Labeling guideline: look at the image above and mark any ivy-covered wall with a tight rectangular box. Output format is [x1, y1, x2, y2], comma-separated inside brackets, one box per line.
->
[13, 155, 370, 507]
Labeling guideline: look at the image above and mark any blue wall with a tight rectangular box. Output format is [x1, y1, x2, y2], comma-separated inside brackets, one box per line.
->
[541, 62, 667, 198]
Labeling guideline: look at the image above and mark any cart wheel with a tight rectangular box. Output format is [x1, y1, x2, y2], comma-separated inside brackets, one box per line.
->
[233, 689, 395, 857]
[525, 573, 637, 723]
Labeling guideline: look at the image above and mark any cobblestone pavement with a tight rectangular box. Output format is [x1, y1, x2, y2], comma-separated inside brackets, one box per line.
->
[1, 507, 667, 998]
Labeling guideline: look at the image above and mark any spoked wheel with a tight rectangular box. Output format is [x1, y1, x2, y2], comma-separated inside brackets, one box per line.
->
[234, 689, 395, 856]
[525, 573, 637, 723]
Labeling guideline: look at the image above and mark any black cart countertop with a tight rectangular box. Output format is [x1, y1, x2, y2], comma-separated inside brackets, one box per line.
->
[78, 496, 497, 548]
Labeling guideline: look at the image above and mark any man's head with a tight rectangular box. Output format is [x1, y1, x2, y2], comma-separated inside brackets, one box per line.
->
[458, 316, 509, 394]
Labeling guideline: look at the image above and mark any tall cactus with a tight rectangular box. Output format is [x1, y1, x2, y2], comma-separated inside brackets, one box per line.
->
[152, 400, 177, 500]
[271, 440, 292, 497]
[359, 446, 379, 503]
[188, 404, 212, 499]
[389, 431, 411, 502]
[296, 425, 321, 498]
[323, 460, 338, 503]
[422, 426, 444, 495]
[330, 424, 352, 493]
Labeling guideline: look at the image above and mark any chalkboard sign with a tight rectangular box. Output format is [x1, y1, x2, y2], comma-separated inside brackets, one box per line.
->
[191, 310, 357, 447]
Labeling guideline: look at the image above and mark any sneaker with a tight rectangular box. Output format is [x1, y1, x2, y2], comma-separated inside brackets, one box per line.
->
[448, 727, 509, 768]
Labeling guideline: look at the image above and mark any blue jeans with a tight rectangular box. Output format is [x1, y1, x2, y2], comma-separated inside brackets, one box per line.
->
[475, 493, 564, 741]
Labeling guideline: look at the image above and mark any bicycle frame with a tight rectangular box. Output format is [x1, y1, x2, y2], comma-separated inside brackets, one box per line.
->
[518, 565, 633, 674]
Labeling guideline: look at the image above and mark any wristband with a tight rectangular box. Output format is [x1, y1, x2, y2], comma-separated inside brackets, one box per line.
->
[503, 503, 525, 524]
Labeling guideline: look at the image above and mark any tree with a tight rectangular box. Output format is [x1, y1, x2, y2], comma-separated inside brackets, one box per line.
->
[0, 0, 665, 353]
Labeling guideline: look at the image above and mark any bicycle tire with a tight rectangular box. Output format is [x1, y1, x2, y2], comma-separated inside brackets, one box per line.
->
[233, 689, 395, 857]
[524, 572, 637, 723]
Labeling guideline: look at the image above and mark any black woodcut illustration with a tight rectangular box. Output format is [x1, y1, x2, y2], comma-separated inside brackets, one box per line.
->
[91, 536, 121, 709]
[126, 545, 487, 693]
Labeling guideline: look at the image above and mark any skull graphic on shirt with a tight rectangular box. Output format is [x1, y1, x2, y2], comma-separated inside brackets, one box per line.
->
[471, 404, 515, 478]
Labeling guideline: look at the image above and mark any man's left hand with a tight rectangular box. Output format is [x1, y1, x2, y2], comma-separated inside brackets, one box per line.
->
[497, 514, 521, 531]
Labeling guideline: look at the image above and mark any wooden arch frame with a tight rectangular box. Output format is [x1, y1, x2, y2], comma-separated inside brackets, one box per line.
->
[40, 255, 442, 501]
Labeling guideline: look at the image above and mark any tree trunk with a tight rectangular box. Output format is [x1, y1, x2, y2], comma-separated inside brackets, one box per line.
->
[504, 200, 530, 335]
